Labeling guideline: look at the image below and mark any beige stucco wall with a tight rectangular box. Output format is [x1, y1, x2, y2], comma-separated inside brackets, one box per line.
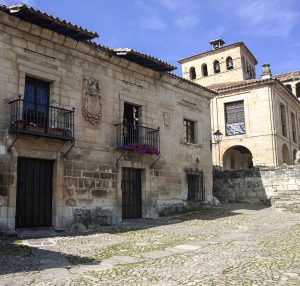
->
[180, 45, 257, 86]
[211, 83, 300, 169]
[0, 11, 214, 230]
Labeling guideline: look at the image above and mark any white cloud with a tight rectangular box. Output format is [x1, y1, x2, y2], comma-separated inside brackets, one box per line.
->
[235, 0, 299, 38]
[136, 1, 166, 30]
[175, 14, 199, 29]
[159, 0, 200, 30]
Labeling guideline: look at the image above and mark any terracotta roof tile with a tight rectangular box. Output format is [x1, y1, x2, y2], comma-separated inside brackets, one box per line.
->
[1, 3, 98, 41]
[273, 70, 300, 80]
[112, 48, 176, 72]
[208, 78, 269, 91]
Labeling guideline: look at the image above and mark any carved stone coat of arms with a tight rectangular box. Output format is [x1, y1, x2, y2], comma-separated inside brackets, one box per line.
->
[82, 77, 102, 124]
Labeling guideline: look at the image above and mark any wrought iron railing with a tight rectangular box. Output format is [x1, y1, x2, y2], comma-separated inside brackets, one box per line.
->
[115, 122, 160, 154]
[9, 98, 75, 141]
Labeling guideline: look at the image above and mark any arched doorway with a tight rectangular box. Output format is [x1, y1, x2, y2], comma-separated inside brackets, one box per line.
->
[282, 144, 290, 164]
[223, 145, 253, 170]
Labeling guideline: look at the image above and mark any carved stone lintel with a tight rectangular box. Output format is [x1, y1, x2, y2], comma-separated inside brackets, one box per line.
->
[82, 77, 102, 124]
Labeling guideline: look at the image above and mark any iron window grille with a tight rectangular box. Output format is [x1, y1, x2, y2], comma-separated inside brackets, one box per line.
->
[186, 170, 205, 202]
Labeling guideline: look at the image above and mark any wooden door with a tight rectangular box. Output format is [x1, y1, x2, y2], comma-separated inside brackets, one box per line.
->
[16, 158, 53, 228]
[122, 168, 142, 219]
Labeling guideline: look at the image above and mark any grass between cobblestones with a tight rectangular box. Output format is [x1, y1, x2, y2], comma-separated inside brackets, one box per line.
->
[66, 236, 186, 265]
[0, 239, 32, 256]
[65, 207, 226, 265]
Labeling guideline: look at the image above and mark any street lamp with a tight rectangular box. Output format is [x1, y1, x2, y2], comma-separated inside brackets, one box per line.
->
[213, 129, 223, 144]
[211, 129, 223, 166]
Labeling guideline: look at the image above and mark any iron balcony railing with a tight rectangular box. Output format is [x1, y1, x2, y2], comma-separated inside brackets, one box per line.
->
[115, 122, 160, 155]
[9, 98, 75, 141]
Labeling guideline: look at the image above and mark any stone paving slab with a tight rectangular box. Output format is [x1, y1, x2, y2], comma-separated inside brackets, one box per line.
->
[173, 244, 200, 251]
[1, 204, 300, 285]
[140, 250, 176, 259]
[103, 255, 141, 265]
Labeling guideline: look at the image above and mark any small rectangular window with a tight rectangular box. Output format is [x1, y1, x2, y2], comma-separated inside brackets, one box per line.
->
[184, 119, 195, 143]
[280, 104, 287, 137]
[186, 171, 204, 202]
[225, 100, 246, 136]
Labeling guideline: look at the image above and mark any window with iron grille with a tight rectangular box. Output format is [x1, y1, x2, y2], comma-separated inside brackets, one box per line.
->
[186, 171, 204, 202]
[280, 104, 287, 137]
[225, 100, 246, 136]
[184, 119, 195, 143]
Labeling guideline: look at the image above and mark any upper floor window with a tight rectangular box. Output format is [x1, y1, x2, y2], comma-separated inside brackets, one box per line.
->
[213, 60, 220, 74]
[189, 67, 196, 80]
[184, 119, 196, 143]
[285, 84, 292, 92]
[291, 112, 297, 143]
[280, 103, 287, 137]
[296, 83, 300, 98]
[246, 64, 250, 75]
[23, 76, 50, 126]
[201, 63, 208, 77]
[225, 100, 246, 136]
[123, 102, 139, 125]
[226, 57, 233, 70]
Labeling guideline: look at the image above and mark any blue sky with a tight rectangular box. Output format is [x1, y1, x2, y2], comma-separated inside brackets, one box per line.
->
[3, 0, 300, 76]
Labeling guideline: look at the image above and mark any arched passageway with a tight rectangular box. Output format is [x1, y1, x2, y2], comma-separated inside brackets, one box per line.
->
[223, 145, 253, 170]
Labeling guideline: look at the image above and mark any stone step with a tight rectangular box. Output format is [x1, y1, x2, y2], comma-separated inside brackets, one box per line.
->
[272, 200, 300, 209]
[271, 195, 300, 201]
[276, 190, 300, 196]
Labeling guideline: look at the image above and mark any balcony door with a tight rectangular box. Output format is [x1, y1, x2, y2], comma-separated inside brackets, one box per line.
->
[23, 76, 50, 129]
[123, 103, 139, 146]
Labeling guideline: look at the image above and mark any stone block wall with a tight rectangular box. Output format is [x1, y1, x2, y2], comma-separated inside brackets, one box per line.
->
[0, 10, 215, 230]
[213, 165, 300, 204]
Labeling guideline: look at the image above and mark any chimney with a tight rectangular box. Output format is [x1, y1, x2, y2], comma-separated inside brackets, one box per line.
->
[261, 64, 272, 79]
[209, 39, 225, 50]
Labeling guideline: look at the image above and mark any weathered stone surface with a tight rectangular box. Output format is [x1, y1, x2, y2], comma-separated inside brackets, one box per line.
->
[213, 167, 300, 211]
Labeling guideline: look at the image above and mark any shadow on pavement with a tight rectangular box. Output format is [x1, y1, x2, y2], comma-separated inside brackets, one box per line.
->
[0, 203, 268, 276]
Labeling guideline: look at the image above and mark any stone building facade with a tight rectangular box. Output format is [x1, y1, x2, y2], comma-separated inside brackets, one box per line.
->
[0, 4, 215, 230]
[274, 70, 300, 100]
[179, 39, 300, 169]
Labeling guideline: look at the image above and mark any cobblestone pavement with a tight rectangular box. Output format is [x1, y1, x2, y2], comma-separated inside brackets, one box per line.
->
[1, 204, 300, 285]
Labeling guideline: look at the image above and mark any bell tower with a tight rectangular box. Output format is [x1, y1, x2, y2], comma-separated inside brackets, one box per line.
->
[178, 39, 258, 87]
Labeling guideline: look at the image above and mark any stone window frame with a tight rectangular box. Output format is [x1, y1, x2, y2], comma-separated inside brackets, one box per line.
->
[183, 118, 196, 144]
[291, 112, 297, 143]
[226, 56, 233, 70]
[213, 60, 220, 74]
[189, 67, 196, 80]
[224, 100, 246, 136]
[201, 63, 208, 77]
[279, 103, 287, 137]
